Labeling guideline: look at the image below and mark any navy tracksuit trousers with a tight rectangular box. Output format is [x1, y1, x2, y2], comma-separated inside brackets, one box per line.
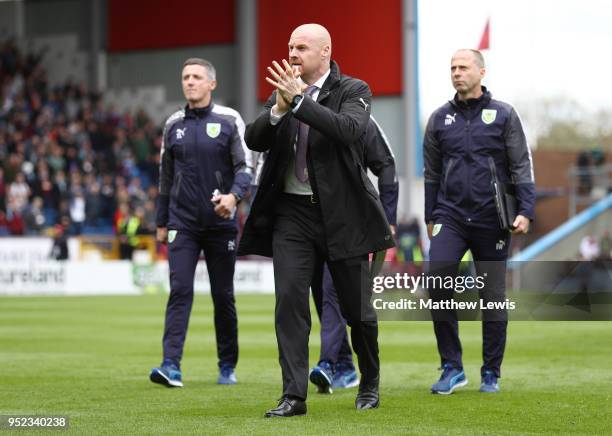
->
[163, 228, 238, 369]
[310, 264, 355, 369]
[428, 215, 509, 377]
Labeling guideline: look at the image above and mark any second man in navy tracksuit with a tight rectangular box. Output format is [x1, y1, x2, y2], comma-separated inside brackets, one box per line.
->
[423, 49, 535, 394]
[309, 116, 399, 393]
[150, 58, 252, 388]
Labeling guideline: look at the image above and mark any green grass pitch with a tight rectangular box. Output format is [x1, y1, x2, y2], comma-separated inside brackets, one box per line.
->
[1, 294, 611, 434]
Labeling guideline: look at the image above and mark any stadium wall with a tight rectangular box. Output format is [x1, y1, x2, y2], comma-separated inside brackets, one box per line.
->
[0, 259, 275, 296]
[256, 0, 402, 100]
[0, 1, 18, 40]
[106, 44, 237, 108]
[0, 237, 274, 296]
[24, 0, 95, 50]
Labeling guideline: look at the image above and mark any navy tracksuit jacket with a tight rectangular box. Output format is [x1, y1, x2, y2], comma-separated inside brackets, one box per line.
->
[423, 88, 535, 377]
[156, 103, 252, 368]
[424, 87, 535, 227]
[156, 104, 251, 231]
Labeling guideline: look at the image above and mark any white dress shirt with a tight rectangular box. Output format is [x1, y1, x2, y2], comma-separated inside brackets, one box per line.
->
[268, 69, 331, 194]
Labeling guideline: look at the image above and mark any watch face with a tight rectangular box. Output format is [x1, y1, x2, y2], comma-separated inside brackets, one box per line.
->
[292, 95, 303, 107]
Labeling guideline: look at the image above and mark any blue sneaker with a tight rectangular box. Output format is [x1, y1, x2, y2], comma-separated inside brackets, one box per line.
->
[150, 361, 183, 388]
[309, 361, 334, 394]
[479, 370, 500, 393]
[217, 364, 237, 385]
[332, 363, 360, 389]
[431, 363, 467, 394]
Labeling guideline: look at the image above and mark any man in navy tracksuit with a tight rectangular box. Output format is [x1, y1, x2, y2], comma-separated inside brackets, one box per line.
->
[150, 58, 252, 387]
[423, 49, 535, 394]
[309, 116, 399, 394]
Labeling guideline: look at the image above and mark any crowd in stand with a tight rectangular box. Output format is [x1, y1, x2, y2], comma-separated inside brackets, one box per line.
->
[0, 40, 161, 239]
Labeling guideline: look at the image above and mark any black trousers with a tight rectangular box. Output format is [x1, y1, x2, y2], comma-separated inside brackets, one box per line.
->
[428, 215, 509, 377]
[163, 228, 238, 369]
[272, 194, 379, 400]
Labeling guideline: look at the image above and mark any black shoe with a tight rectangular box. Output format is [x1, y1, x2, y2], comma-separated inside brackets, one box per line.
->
[264, 396, 307, 418]
[355, 381, 379, 410]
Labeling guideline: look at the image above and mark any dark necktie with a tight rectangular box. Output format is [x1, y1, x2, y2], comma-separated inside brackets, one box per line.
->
[294, 85, 318, 183]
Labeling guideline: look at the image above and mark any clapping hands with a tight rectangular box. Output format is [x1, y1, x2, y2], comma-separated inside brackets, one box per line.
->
[266, 59, 307, 112]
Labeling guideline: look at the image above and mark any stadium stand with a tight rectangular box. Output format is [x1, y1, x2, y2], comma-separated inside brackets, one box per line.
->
[0, 39, 255, 261]
[0, 39, 161, 241]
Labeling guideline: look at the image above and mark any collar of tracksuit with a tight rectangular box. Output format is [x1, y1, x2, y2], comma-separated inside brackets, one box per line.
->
[184, 102, 214, 119]
[450, 86, 491, 113]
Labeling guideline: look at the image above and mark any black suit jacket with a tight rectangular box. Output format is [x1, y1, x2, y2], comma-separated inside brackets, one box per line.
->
[237, 61, 394, 261]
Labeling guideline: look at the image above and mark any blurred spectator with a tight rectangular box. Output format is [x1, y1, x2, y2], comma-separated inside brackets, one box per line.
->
[0, 167, 6, 211]
[117, 205, 148, 259]
[146, 185, 158, 205]
[57, 199, 71, 227]
[69, 191, 86, 235]
[395, 216, 424, 264]
[131, 128, 150, 167]
[69, 171, 83, 196]
[47, 142, 66, 173]
[579, 235, 600, 261]
[575, 150, 592, 195]
[0, 210, 9, 235]
[117, 212, 134, 259]
[4, 153, 23, 182]
[142, 199, 157, 234]
[8, 172, 30, 212]
[590, 147, 608, 199]
[591, 148, 605, 167]
[85, 180, 102, 226]
[114, 201, 129, 233]
[133, 206, 150, 235]
[23, 196, 45, 234]
[128, 176, 147, 208]
[100, 174, 116, 224]
[599, 231, 611, 261]
[5, 198, 25, 235]
[32, 167, 60, 224]
[53, 170, 69, 199]
[49, 223, 69, 260]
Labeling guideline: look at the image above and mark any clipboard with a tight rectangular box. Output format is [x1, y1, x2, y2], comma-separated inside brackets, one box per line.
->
[488, 157, 518, 231]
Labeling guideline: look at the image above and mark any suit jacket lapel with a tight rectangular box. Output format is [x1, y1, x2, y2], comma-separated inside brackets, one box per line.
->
[317, 89, 331, 104]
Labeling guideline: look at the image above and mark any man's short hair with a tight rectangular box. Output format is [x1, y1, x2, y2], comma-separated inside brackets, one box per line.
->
[468, 49, 485, 68]
[182, 58, 216, 81]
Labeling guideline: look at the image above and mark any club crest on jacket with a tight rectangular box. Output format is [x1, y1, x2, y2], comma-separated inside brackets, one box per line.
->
[481, 109, 497, 125]
[206, 123, 221, 138]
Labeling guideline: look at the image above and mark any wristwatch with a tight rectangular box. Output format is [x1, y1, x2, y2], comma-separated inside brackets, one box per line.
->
[290, 94, 303, 109]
